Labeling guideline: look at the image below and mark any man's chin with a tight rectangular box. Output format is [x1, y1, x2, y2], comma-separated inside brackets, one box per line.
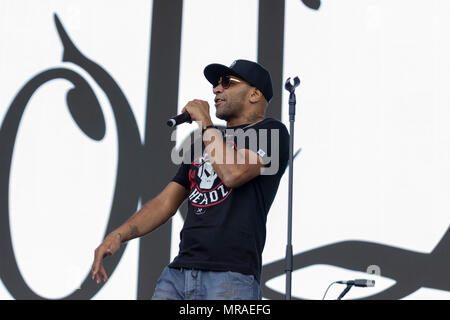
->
[215, 112, 228, 121]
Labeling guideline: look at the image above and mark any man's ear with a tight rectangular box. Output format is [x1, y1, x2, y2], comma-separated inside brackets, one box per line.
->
[249, 87, 264, 104]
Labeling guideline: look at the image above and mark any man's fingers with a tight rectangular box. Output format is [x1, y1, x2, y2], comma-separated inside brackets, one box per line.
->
[91, 249, 103, 276]
[91, 261, 99, 279]
[92, 246, 114, 284]
[92, 247, 108, 283]
[92, 264, 108, 284]
[100, 265, 108, 282]
[91, 261, 101, 282]
[92, 235, 121, 284]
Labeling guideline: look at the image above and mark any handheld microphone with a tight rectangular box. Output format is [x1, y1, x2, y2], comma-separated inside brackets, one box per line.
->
[167, 112, 192, 127]
[336, 279, 375, 287]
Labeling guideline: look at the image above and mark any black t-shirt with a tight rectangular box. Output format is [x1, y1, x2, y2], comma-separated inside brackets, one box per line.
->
[169, 118, 289, 282]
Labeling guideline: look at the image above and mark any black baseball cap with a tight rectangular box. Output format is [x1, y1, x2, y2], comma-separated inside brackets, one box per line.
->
[204, 59, 273, 102]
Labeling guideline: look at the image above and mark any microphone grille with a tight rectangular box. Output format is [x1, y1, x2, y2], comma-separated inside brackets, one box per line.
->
[167, 119, 176, 127]
[367, 280, 375, 287]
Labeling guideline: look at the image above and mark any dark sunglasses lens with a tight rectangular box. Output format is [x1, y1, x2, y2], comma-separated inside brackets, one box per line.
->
[219, 76, 230, 89]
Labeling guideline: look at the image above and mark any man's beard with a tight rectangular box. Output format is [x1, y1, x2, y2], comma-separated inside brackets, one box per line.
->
[215, 101, 237, 121]
[215, 89, 248, 121]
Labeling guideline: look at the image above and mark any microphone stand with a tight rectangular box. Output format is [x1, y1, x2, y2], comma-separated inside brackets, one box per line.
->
[284, 77, 300, 300]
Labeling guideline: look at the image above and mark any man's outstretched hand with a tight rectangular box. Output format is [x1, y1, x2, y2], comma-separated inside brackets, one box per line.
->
[91, 233, 121, 284]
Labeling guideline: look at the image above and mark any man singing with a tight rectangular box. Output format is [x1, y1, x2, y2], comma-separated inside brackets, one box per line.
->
[91, 59, 289, 300]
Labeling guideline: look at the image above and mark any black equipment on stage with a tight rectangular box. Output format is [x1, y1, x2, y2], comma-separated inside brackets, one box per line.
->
[284, 76, 300, 300]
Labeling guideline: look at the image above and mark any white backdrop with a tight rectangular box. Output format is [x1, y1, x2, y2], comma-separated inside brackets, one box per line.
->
[1, 0, 449, 299]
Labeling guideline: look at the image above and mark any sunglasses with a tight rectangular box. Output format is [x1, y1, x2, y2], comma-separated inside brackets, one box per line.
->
[216, 75, 242, 89]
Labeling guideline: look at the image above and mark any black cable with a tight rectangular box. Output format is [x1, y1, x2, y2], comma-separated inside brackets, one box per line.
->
[322, 281, 338, 300]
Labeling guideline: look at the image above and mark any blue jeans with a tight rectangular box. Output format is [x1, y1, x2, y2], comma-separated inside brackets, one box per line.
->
[151, 266, 262, 300]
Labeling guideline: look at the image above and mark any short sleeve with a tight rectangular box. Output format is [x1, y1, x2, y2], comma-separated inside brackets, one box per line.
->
[171, 163, 190, 190]
[233, 119, 289, 173]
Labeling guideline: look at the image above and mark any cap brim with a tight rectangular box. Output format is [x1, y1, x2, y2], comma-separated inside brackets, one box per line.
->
[203, 63, 242, 87]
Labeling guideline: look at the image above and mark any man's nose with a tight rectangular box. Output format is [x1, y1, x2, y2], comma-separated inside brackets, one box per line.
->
[213, 84, 224, 94]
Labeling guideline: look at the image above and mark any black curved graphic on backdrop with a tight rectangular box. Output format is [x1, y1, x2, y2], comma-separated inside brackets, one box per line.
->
[0, 14, 142, 299]
[261, 226, 450, 299]
[301, 0, 321, 10]
[54, 13, 143, 300]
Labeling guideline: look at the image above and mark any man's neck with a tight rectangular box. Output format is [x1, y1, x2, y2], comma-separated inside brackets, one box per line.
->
[226, 113, 264, 128]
